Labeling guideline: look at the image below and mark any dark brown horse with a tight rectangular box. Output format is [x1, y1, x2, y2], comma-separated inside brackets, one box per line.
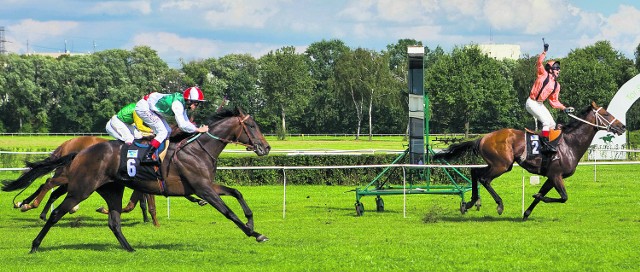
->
[433, 102, 626, 220]
[12, 136, 208, 226]
[2, 107, 270, 252]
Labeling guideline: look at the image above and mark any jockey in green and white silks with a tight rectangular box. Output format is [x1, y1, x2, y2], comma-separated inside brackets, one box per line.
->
[106, 103, 144, 145]
[134, 87, 209, 163]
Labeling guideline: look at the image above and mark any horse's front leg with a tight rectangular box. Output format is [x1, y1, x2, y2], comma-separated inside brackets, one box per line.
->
[212, 184, 254, 230]
[523, 179, 554, 220]
[536, 177, 568, 203]
[197, 186, 267, 242]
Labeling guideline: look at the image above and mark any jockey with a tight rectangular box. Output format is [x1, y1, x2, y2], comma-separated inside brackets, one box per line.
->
[105, 103, 152, 145]
[525, 41, 574, 153]
[135, 87, 209, 163]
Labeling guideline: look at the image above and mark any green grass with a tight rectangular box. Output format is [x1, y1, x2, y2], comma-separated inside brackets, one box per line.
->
[1, 164, 639, 271]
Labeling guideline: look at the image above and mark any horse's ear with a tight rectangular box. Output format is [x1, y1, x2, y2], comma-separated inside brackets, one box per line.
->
[236, 106, 245, 116]
[591, 101, 599, 109]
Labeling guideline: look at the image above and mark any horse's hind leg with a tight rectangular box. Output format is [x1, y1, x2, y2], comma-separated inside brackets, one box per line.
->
[145, 194, 159, 227]
[30, 193, 85, 253]
[16, 184, 45, 209]
[212, 184, 255, 230]
[464, 168, 482, 212]
[96, 183, 134, 252]
[38, 184, 69, 221]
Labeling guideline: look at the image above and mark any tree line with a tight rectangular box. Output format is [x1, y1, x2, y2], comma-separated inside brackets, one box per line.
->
[0, 39, 638, 139]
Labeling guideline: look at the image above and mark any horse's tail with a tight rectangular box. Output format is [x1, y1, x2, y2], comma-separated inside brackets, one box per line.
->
[1, 153, 77, 192]
[432, 139, 480, 162]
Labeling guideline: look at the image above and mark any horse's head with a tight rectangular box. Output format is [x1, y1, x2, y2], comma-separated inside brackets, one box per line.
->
[586, 101, 626, 135]
[207, 107, 271, 156]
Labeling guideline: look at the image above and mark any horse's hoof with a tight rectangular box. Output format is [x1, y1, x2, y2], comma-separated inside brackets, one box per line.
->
[523, 210, 531, 221]
[95, 207, 107, 214]
[13, 202, 22, 209]
[197, 200, 208, 206]
[20, 205, 32, 212]
[497, 205, 504, 215]
[70, 205, 80, 214]
[256, 235, 269, 242]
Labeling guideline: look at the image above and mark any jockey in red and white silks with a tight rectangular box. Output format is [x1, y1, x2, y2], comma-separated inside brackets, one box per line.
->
[134, 87, 209, 162]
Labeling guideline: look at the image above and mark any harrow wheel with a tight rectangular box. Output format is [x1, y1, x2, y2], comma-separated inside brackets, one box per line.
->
[375, 196, 384, 212]
[355, 202, 364, 216]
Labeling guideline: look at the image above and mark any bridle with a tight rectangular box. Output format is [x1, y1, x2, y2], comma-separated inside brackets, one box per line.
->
[567, 107, 619, 132]
[188, 114, 257, 150]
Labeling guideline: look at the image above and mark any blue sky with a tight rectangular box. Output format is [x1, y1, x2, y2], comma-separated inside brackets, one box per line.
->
[2, 0, 639, 67]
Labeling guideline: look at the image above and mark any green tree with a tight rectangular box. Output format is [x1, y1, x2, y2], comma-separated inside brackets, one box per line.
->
[426, 45, 516, 135]
[303, 39, 350, 133]
[259, 46, 312, 139]
[561, 41, 636, 116]
[215, 54, 263, 115]
[333, 48, 394, 139]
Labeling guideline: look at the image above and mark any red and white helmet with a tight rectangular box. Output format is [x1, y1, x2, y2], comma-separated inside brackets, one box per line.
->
[183, 87, 206, 102]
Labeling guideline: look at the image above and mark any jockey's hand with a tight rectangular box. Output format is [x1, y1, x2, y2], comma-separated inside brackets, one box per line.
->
[563, 107, 575, 113]
[544, 43, 549, 52]
[196, 125, 209, 133]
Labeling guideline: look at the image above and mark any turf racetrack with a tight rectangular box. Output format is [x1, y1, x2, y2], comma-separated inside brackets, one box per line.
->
[1, 164, 639, 271]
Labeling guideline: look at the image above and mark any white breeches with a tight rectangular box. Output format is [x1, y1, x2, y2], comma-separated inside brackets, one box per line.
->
[525, 98, 556, 131]
[105, 115, 141, 144]
[135, 100, 171, 143]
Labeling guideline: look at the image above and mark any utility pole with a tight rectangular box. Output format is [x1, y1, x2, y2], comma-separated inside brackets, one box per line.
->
[0, 26, 7, 54]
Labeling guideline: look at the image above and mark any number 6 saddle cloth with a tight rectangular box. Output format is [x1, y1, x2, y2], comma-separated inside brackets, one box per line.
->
[116, 140, 168, 182]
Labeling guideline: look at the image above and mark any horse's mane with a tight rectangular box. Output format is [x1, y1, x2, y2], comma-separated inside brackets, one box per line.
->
[558, 104, 593, 133]
[168, 107, 241, 142]
[206, 107, 241, 125]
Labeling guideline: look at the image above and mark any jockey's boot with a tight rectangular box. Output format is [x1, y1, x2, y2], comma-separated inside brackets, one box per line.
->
[540, 136, 558, 154]
[141, 145, 158, 164]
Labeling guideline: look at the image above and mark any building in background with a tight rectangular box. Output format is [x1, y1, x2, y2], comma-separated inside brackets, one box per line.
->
[478, 44, 521, 60]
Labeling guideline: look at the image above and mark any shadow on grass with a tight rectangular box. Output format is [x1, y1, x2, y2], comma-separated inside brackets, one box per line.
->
[36, 242, 185, 252]
[2, 216, 148, 228]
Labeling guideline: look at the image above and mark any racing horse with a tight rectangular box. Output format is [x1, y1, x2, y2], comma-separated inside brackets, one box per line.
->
[433, 102, 626, 220]
[11, 136, 160, 225]
[2, 107, 271, 252]
[12, 136, 208, 226]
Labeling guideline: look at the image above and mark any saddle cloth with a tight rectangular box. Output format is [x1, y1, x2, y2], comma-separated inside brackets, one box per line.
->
[117, 140, 168, 182]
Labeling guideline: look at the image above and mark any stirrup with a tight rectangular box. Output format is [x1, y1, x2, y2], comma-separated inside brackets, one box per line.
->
[540, 138, 557, 153]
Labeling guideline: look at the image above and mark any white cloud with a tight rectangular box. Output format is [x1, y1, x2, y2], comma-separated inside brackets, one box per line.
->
[129, 32, 290, 65]
[5, 19, 79, 53]
[88, 1, 152, 15]
[339, 0, 376, 22]
[483, 0, 559, 34]
[202, 0, 287, 29]
[130, 32, 221, 61]
[594, 5, 640, 56]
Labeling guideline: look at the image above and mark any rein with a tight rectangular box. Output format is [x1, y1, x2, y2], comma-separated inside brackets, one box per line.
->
[567, 107, 618, 131]
[187, 115, 255, 149]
